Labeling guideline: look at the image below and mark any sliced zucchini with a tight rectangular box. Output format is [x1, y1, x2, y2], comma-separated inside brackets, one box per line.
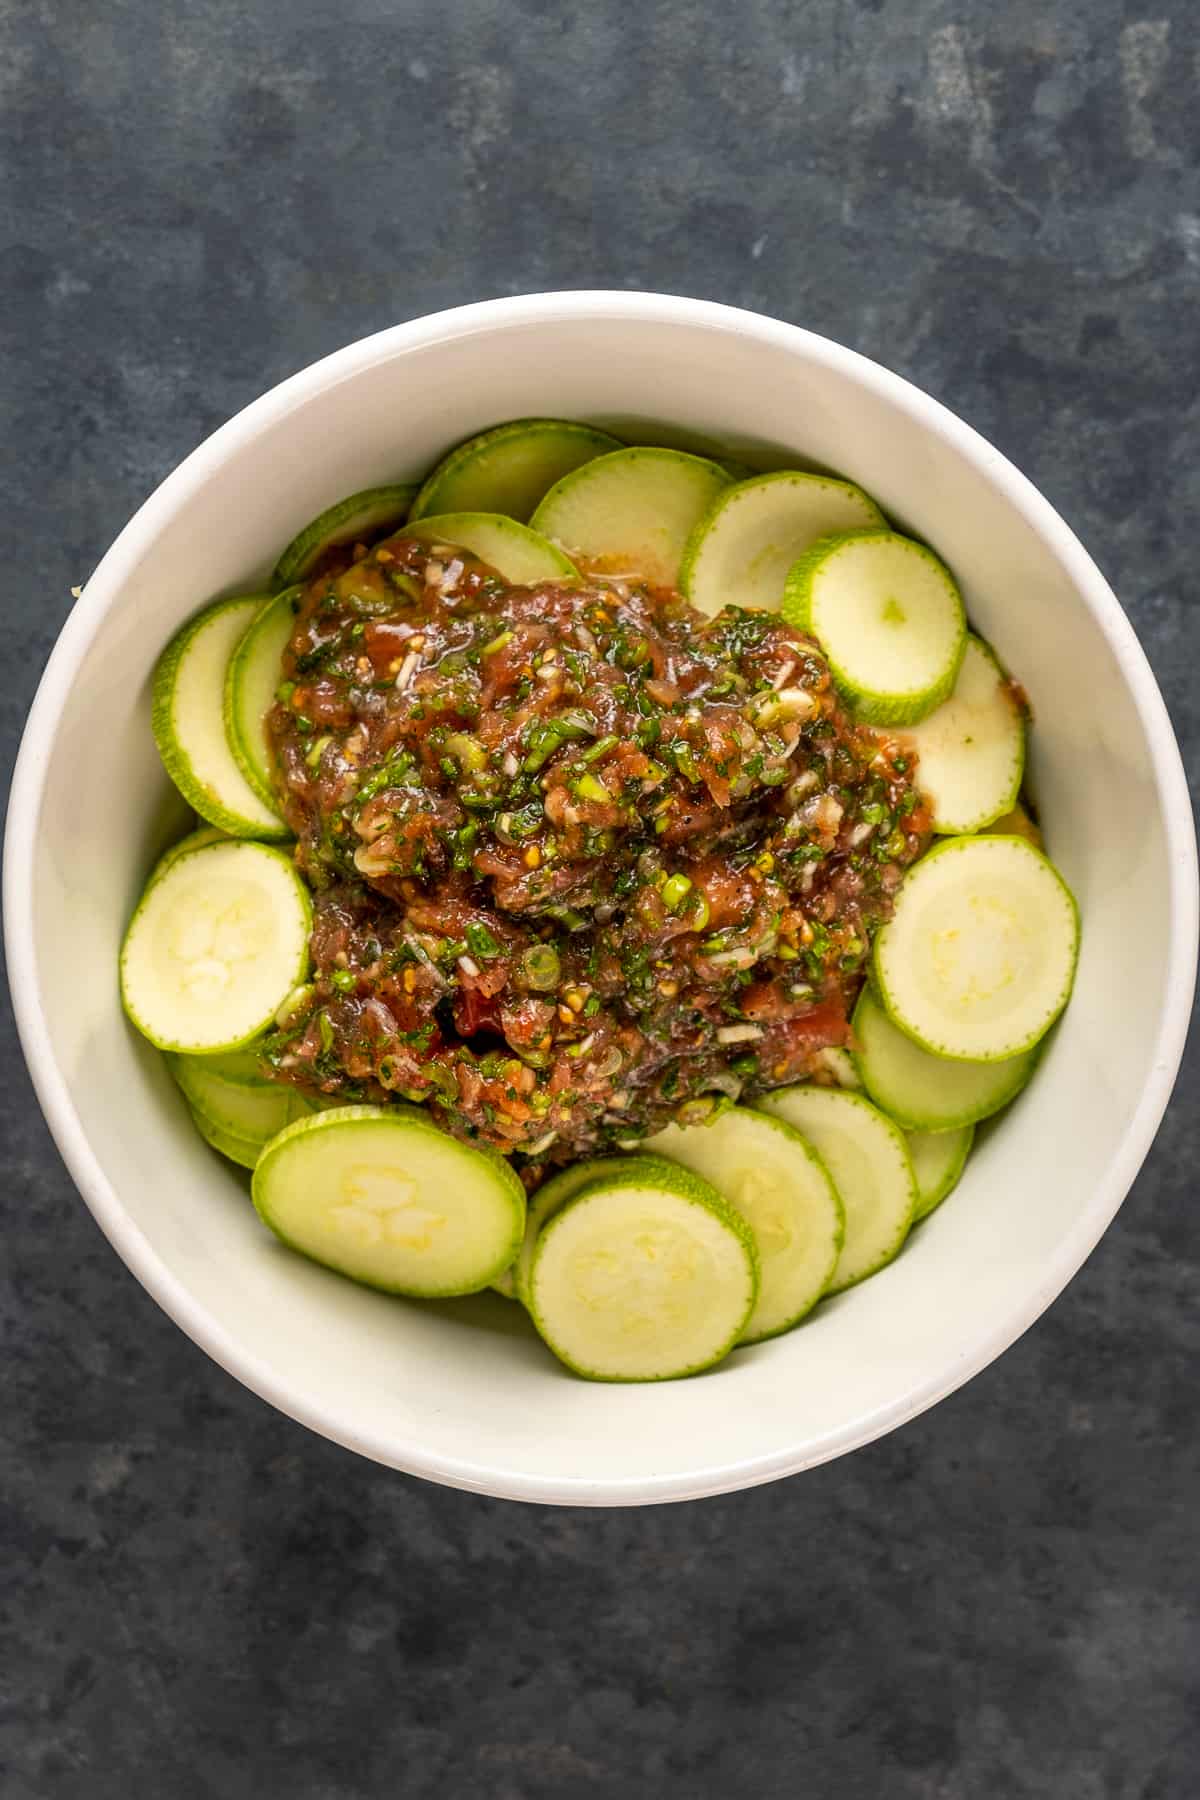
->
[851, 984, 1037, 1131]
[190, 1105, 262, 1171]
[986, 800, 1043, 850]
[527, 1162, 758, 1381]
[411, 418, 623, 524]
[758, 1086, 916, 1294]
[680, 471, 883, 617]
[153, 824, 229, 880]
[224, 586, 301, 818]
[186, 1042, 273, 1085]
[403, 512, 578, 584]
[782, 530, 966, 726]
[273, 484, 417, 589]
[170, 1053, 310, 1142]
[153, 597, 291, 838]
[530, 447, 731, 588]
[490, 1264, 518, 1300]
[907, 1125, 973, 1221]
[252, 1105, 525, 1297]
[813, 1046, 861, 1090]
[120, 838, 311, 1053]
[873, 835, 1079, 1061]
[900, 635, 1025, 833]
[512, 1155, 676, 1308]
[647, 1107, 843, 1342]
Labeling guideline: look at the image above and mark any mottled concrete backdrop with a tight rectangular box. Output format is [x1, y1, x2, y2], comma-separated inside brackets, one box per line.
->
[2, 2, 1197, 1796]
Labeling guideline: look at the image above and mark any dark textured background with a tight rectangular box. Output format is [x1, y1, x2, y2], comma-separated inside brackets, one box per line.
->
[3, 2, 1198, 1795]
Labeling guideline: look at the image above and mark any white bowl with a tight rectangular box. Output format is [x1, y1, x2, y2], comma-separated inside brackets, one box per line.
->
[7, 293, 1196, 1505]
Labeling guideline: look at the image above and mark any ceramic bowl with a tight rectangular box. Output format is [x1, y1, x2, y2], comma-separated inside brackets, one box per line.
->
[7, 293, 1196, 1504]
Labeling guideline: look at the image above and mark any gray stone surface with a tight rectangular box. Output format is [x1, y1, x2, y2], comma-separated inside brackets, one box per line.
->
[2, 1, 1198, 1794]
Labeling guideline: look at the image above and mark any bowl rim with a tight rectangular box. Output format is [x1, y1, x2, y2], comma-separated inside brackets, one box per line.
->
[6, 290, 1197, 1505]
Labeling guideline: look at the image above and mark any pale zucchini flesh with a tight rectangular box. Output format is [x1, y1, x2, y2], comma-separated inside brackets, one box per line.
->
[985, 800, 1043, 849]
[873, 835, 1079, 1061]
[530, 447, 731, 588]
[528, 1162, 758, 1381]
[403, 512, 578, 584]
[223, 586, 301, 817]
[907, 1125, 974, 1220]
[647, 1107, 843, 1342]
[273, 484, 418, 589]
[680, 471, 883, 617]
[120, 839, 312, 1053]
[152, 597, 290, 839]
[900, 635, 1025, 834]
[152, 824, 229, 880]
[852, 984, 1037, 1131]
[171, 1053, 311, 1142]
[512, 1155, 675, 1309]
[190, 1105, 262, 1170]
[252, 1106, 526, 1297]
[758, 1086, 916, 1294]
[782, 530, 966, 726]
[411, 418, 624, 524]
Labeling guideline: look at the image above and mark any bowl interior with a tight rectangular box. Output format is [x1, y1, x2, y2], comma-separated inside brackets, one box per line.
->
[11, 297, 1193, 1502]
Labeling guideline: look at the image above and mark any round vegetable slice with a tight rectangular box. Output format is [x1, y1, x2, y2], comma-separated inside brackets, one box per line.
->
[273, 484, 417, 589]
[907, 1125, 974, 1221]
[647, 1107, 843, 1342]
[403, 512, 578, 584]
[153, 597, 290, 838]
[851, 984, 1037, 1130]
[758, 1086, 916, 1294]
[184, 1042, 274, 1086]
[170, 1053, 312, 1141]
[190, 1105, 262, 1171]
[490, 1265, 518, 1300]
[530, 447, 731, 588]
[513, 1154, 682, 1309]
[411, 418, 623, 524]
[985, 800, 1043, 850]
[873, 835, 1080, 1060]
[224, 586, 302, 817]
[252, 1105, 525, 1297]
[782, 530, 966, 726]
[680, 471, 883, 617]
[527, 1162, 758, 1381]
[153, 824, 229, 880]
[900, 635, 1025, 833]
[120, 838, 312, 1053]
[813, 1046, 861, 1091]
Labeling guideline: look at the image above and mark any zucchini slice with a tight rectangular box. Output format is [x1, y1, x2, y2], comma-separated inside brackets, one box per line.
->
[152, 825, 229, 881]
[873, 835, 1079, 1060]
[153, 597, 290, 839]
[530, 447, 731, 587]
[190, 1106, 264, 1171]
[782, 530, 966, 726]
[273, 484, 417, 589]
[120, 838, 311, 1053]
[527, 1162, 758, 1381]
[252, 1106, 526, 1297]
[411, 418, 623, 523]
[758, 1086, 916, 1294]
[681, 471, 883, 617]
[404, 512, 578, 584]
[171, 1054, 310, 1142]
[907, 1125, 974, 1221]
[852, 984, 1038, 1131]
[511, 1155, 676, 1309]
[647, 1107, 843, 1342]
[900, 635, 1025, 834]
[223, 586, 301, 817]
